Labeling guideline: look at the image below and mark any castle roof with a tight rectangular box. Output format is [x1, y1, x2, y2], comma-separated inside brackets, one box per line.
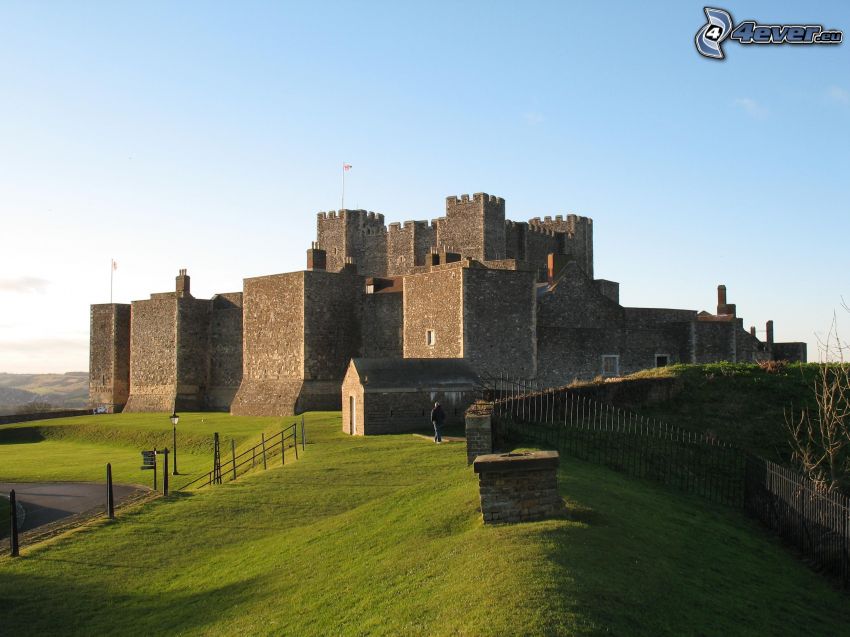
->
[348, 358, 480, 392]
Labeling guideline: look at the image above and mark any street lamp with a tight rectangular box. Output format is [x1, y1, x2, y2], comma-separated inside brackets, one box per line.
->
[170, 411, 180, 475]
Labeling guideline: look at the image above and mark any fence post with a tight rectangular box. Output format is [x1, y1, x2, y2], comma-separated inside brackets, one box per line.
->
[231, 439, 237, 480]
[261, 433, 267, 470]
[293, 425, 299, 460]
[106, 463, 115, 519]
[281, 430, 286, 466]
[9, 489, 19, 557]
[301, 416, 306, 451]
[163, 449, 169, 496]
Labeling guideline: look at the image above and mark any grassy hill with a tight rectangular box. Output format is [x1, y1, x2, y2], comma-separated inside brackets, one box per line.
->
[0, 371, 89, 414]
[596, 363, 821, 463]
[0, 412, 848, 635]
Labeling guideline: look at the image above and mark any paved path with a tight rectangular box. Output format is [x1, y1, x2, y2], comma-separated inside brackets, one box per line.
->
[0, 482, 145, 532]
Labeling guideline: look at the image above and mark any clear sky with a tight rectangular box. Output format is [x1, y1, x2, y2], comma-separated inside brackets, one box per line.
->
[0, 1, 848, 373]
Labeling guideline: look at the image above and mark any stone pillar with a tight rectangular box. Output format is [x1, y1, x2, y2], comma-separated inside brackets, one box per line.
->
[176, 269, 190, 297]
[473, 451, 564, 524]
[465, 403, 493, 464]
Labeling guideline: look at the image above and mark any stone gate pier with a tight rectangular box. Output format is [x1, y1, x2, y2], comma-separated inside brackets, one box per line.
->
[472, 450, 564, 524]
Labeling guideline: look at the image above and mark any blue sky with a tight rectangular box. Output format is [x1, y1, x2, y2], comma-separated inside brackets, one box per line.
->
[0, 1, 848, 373]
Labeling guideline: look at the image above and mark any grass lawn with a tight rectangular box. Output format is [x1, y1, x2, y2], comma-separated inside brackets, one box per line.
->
[0, 412, 299, 484]
[0, 495, 8, 538]
[606, 363, 823, 462]
[0, 413, 847, 635]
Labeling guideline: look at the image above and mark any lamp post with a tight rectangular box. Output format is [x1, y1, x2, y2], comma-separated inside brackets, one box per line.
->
[170, 411, 179, 475]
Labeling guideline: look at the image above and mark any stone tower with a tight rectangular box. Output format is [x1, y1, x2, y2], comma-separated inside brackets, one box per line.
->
[438, 193, 506, 261]
[89, 303, 131, 412]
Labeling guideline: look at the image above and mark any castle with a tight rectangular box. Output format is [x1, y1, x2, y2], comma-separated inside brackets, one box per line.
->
[89, 193, 806, 415]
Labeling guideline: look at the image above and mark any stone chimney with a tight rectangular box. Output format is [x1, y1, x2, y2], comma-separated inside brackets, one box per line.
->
[766, 320, 774, 347]
[716, 284, 736, 316]
[307, 242, 327, 271]
[176, 269, 191, 298]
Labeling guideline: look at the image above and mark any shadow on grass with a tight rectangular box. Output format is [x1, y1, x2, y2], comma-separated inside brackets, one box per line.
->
[0, 570, 267, 635]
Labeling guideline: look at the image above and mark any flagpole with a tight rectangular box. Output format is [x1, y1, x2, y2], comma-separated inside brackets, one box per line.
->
[341, 163, 345, 210]
[110, 258, 114, 304]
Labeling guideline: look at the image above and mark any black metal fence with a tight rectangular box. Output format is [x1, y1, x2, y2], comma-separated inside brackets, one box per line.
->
[177, 421, 304, 491]
[483, 374, 849, 588]
[745, 456, 849, 588]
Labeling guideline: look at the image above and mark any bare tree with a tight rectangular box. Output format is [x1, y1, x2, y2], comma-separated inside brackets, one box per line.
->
[786, 315, 850, 493]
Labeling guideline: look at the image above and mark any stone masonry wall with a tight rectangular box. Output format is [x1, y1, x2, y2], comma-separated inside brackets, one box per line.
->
[175, 298, 211, 411]
[125, 296, 177, 412]
[231, 272, 305, 415]
[403, 266, 464, 359]
[463, 267, 537, 379]
[438, 194, 506, 261]
[473, 451, 563, 524]
[303, 270, 363, 381]
[361, 292, 403, 358]
[89, 303, 131, 411]
[207, 293, 243, 410]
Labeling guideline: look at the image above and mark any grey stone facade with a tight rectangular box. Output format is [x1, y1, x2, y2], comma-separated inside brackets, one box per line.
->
[91, 192, 806, 415]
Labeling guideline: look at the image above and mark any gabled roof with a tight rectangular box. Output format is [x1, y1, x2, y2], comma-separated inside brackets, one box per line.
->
[348, 358, 480, 392]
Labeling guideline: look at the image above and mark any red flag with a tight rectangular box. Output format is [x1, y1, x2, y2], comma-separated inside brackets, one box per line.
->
[343, 163, 352, 171]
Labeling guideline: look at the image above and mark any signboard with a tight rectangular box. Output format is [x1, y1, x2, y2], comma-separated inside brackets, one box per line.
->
[141, 450, 156, 470]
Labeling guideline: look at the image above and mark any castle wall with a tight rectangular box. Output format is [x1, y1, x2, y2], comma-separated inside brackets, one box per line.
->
[303, 270, 363, 382]
[403, 267, 464, 359]
[316, 212, 348, 273]
[89, 303, 131, 411]
[692, 320, 737, 363]
[317, 210, 387, 277]
[524, 225, 560, 281]
[361, 292, 403, 358]
[504, 221, 525, 260]
[387, 222, 414, 276]
[462, 268, 537, 379]
[438, 194, 506, 261]
[125, 296, 178, 412]
[532, 214, 593, 278]
[207, 293, 244, 410]
[175, 298, 211, 411]
[231, 272, 305, 416]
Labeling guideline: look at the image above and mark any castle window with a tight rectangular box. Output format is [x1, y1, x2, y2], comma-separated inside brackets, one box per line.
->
[426, 330, 436, 347]
[655, 354, 669, 368]
[601, 355, 619, 377]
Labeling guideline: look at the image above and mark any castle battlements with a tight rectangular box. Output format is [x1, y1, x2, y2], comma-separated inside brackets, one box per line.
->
[446, 192, 506, 207]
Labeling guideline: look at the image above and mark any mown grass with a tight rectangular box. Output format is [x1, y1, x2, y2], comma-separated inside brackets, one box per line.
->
[0, 414, 847, 635]
[0, 495, 9, 538]
[612, 363, 822, 462]
[0, 412, 300, 484]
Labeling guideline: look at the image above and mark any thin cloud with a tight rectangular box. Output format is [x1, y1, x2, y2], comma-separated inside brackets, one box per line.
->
[0, 277, 49, 293]
[0, 337, 87, 354]
[733, 97, 768, 118]
[826, 86, 849, 105]
[523, 111, 544, 125]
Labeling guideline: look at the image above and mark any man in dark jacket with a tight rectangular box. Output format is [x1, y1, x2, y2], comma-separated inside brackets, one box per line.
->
[430, 402, 445, 444]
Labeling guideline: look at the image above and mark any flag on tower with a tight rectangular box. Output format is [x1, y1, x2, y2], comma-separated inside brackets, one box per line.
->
[112, 259, 118, 271]
[343, 163, 352, 171]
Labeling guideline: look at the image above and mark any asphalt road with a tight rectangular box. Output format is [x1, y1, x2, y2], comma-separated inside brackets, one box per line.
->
[0, 482, 145, 531]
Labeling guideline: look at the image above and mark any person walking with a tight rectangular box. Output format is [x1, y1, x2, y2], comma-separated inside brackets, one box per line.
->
[431, 401, 445, 444]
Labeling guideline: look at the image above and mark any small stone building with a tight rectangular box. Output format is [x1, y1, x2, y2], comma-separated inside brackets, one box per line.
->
[341, 358, 480, 435]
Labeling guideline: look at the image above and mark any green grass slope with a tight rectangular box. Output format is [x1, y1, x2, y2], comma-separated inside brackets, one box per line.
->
[618, 363, 821, 462]
[0, 414, 847, 636]
[0, 412, 296, 484]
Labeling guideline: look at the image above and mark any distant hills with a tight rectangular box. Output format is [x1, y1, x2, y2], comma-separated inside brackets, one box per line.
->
[0, 372, 88, 415]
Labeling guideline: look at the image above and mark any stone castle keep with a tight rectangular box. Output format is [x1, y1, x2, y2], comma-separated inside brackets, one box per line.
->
[90, 192, 806, 415]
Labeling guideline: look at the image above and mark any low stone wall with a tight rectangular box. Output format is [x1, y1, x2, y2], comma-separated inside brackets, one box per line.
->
[473, 450, 563, 524]
[465, 403, 493, 464]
